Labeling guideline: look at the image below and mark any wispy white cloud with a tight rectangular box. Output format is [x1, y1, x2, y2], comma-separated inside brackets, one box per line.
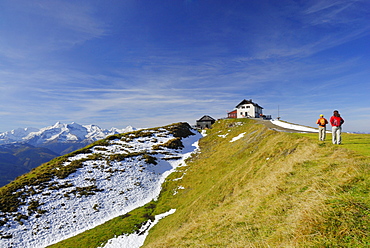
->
[230, 0, 370, 61]
[0, 1, 369, 132]
[0, 0, 107, 60]
[37, 1, 107, 37]
[303, 0, 363, 20]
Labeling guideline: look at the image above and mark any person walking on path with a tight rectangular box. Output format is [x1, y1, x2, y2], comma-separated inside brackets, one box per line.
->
[330, 110, 344, 144]
[316, 114, 328, 141]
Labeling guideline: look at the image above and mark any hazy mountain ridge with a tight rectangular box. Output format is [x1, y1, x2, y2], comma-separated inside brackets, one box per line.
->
[0, 122, 201, 248]
[0, 143, 59, 183]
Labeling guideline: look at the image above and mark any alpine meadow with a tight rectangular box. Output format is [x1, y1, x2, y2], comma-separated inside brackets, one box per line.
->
[1, 1, 370, 247]
[44, 118, 370, 247]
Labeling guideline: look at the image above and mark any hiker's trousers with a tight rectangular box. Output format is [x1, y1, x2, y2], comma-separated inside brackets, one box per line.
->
[332, 126, 342, 144]
[318, 126, 326, 141]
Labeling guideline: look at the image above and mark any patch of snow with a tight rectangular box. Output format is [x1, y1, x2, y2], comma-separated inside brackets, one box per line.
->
[172, 174, 186, 181]
[173, 185, 185, 195]
[99, 209, 176, 248]
[271, 120, 318, 132]
[201, 130, 207, 136]
[230, 132, 246, 142]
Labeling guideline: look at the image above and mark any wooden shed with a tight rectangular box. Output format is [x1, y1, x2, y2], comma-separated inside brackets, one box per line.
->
[196, 115, 216, 129]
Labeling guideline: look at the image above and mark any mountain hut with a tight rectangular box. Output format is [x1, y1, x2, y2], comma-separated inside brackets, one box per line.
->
[196, 115, 216, 129]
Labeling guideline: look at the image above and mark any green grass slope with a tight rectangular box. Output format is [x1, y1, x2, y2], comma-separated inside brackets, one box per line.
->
[50, 119, 370, 247]
[0, 144, 58, 187]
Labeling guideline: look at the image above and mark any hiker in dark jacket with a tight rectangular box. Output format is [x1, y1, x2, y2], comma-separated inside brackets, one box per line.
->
[316, 114, 328, 141]
[330, 110, 344, 144]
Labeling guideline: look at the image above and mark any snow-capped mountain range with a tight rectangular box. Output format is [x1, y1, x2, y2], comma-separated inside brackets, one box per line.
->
[0, 122, 136, 187]
[0, 122, 135, 146]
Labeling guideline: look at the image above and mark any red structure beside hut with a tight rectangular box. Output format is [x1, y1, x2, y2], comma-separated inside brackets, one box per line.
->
[227, 110, 237, 119]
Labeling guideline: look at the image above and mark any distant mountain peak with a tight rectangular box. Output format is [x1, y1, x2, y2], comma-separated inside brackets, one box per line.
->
[0, 122, 137, 187]
[0, 127, 39, 144]
[0, 122, 135, 146]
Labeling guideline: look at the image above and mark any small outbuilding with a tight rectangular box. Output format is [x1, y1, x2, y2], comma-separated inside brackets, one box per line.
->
[196, 115, 216, 129]
[227, 110, 237, 119]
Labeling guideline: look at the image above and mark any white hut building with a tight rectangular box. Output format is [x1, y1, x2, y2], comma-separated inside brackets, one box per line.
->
[234, 99, 264, 118]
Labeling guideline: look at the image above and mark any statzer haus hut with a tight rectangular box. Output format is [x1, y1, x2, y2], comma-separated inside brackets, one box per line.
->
[228, 99, 264, 118]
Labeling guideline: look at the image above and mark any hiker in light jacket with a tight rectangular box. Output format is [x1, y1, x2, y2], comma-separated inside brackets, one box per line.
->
[316, 114, 328, 141]
[330, 110, 344, 145]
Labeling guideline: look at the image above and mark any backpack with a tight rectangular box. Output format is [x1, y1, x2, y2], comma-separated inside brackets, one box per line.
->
[319, 118, 326, 126]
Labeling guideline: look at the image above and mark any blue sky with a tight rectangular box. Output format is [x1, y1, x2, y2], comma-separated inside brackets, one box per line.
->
[0, 0, 369, 132]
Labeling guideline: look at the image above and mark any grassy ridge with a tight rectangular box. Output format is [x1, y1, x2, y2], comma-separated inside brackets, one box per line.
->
[299, 132, 370, 157]
[143, 119, 370, 247]
[50, 119, 370, 247]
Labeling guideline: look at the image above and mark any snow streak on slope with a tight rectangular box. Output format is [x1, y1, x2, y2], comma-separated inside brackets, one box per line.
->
[230, 132, 246, 142]
[271, 120, 318, 132]
[100, 209, 177, 248]
[0, 123, 202, 248]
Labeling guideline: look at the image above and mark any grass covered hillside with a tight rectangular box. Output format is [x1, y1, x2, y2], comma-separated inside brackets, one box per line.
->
[143, 119, 370, 247]
[51, 118, 370, 247]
